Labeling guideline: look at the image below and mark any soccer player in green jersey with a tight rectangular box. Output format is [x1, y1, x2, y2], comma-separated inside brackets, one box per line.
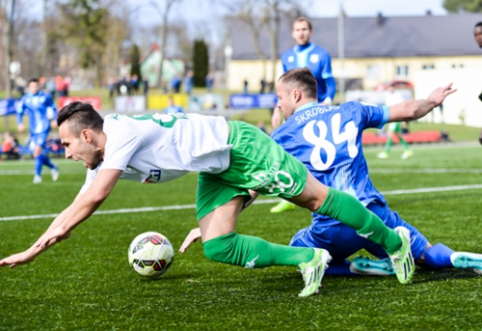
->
[1, 101, 415, 297]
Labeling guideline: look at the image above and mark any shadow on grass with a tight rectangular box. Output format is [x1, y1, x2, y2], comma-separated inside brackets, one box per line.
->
[412, 268, 480, 284]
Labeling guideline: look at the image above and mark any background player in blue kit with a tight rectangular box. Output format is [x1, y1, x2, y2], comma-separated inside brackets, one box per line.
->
[270, 16, 336, 213]
[17, 78, 59, 184]
[272, 68, 482, 276]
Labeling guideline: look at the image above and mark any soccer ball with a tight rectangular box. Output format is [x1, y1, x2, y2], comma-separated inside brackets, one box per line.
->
[128, 231, 174, 278]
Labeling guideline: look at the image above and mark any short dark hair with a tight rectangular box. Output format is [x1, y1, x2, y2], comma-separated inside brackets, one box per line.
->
[293, 17, 312, 31]
[57, 102, 103, 137]
[28, 78, 39, 85]
[278, 68, 317, 100]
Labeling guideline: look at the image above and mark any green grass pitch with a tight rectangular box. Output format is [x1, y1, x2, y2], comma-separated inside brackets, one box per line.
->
[1, 143, 482, 330]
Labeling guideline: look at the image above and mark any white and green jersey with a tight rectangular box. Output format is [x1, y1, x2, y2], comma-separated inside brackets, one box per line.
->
[80, 113, 231, 193]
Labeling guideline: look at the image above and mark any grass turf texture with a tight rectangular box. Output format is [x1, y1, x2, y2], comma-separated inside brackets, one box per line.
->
[1, 143, 482, 330]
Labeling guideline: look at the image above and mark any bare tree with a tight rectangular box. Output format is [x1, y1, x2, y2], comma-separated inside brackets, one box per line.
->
[2, 0, 16, 131]
[147, 0, 182, 87]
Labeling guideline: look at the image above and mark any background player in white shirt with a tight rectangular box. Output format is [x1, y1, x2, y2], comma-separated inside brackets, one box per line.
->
[378, 85, 413, 159]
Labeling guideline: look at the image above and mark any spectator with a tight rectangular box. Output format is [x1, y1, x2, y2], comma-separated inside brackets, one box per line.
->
[163, 96, 183, 114]
[108, 78, 117, 100]
[56, 76, 65, 97]
[142, 76, 149, 96]
[184, 71, 194, 95]
[2, 132, 20, 160]
[171, 76, 182, 93]
[63, 76, 71, 96]
[46, 78, 57, 100]
[131, 74, 139, 94]
[205, 73, 214, 93]
[260, 78, 266, 94]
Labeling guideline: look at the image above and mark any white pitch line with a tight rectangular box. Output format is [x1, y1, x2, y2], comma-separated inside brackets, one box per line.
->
[1, 184, 482, 222]
[370, 169, 482, 174]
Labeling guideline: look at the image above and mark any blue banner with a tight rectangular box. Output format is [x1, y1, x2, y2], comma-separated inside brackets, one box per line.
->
[229, 93, 277, 109]
[0, 98, 19, 116]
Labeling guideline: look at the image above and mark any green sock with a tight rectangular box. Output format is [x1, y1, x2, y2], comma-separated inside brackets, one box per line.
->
[317, 188, 401, 254]
[202, 232, 314, 268]
[384, 137, 393, 153]
[399, 137, 410, 150]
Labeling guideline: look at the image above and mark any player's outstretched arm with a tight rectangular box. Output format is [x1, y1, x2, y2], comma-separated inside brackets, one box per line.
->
[179, 228, 202, 253]
[0, 169, 122, 269]
[388, 83, 457, 123]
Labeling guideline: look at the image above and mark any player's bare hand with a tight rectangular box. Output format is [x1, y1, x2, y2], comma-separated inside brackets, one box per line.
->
[0, 249, 37, 268]
[179, 228, 201, 253]
[17, 124, 25, 133]
[428, 83, 457, 106]
[50, 120, 58, 129]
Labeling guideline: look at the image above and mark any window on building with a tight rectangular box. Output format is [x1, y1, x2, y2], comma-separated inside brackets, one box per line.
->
[366, 65, 380, 79]
[396, 65, 409, 77]
[422, 64, 435, 70]
[452, 63, 464, 69]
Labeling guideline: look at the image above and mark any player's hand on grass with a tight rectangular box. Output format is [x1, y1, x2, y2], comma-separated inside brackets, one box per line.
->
[428, 83, 457, 106]
[0, 249, 38, 268]
[179, 228, 202, 253]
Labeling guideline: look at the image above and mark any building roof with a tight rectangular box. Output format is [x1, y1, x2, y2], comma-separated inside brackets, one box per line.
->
[230, 13, 482, 59]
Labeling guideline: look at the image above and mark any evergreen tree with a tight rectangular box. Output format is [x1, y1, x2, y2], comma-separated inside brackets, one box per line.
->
[192, 39, 209, 87]
[130, 44, 141, 78]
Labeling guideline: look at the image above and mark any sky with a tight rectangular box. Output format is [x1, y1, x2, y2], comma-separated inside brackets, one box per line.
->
[132, 0, 448, 26]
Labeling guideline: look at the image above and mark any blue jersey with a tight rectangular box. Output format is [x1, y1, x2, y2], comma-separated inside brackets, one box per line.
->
[17, 90, 57, 135]
[164, 105, 183, 114]
[271, 101, 389, 227]
[281, 43, 336, 102]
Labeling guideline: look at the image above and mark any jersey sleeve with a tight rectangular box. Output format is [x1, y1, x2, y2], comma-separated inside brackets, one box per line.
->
[100, 119, 143, 171]
[79, 168, 98, 194]
[45, 94, 58, 120]
[320, 52, 334, 80]
[16, 97, 26, 125]
[357, 102, 390, 130]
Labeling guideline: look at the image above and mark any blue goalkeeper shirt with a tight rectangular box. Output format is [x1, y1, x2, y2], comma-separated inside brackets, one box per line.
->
[271, 101, 390, 227]
[281, 42, 336, 102]
[17, 90, 57, 135]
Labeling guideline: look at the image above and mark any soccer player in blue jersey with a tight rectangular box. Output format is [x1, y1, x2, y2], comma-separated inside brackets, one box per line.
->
[269, 68, 482, 276]
[163, 96, 184, 114]
[17, 78, 59, 184]
[271, 16, 336, 213]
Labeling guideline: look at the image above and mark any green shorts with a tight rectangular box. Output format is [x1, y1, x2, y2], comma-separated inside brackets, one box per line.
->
[388, 122, 401, 133]
[196, 121, 308, 220]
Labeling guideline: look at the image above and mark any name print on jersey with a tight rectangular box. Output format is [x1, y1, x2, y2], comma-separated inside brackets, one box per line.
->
[303, 113, 359, 171]
[295, 106, 339, 125]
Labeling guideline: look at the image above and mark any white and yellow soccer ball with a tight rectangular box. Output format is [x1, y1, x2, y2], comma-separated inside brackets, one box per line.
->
[128, 232, 174, 278]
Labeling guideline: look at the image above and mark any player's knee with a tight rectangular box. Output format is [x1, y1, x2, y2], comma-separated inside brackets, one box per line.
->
[202, 233, 236, 263]
[424, 243, 454, 269]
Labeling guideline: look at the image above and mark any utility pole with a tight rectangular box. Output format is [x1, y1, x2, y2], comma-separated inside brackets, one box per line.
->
[337, 2, 345, 103]
[4, 0, 16, 132]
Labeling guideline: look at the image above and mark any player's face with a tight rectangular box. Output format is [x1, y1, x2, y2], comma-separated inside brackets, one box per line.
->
[276, 82, 296, 119]
[292, 21, 312, 46]
[474, 26, 482, 48]
[28, 82, 39, 95]
[59, 123, 103, 170]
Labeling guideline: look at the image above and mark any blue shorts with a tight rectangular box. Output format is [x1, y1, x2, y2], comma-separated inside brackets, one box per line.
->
[29, 132, 49, 150]
[290, 201, 428, 262]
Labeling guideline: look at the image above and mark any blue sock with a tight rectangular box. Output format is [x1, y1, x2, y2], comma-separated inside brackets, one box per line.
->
[40, 154, 55, 169]
[424, 243, 455, 269]
[325, 260, 357, 275]
[34, 155, 43, 176]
